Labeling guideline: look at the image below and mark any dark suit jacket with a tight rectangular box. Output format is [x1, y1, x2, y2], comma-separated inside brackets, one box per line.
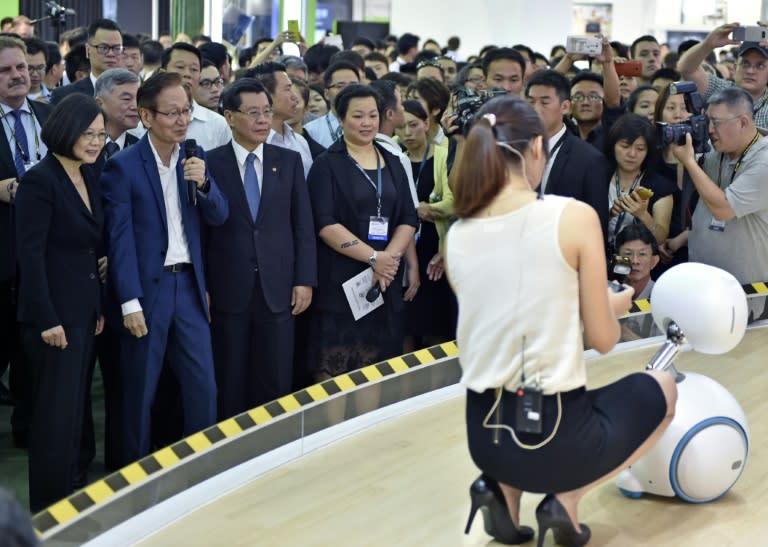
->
[0, 100, 53, 282]
[544, 128, 610, 237]
[49, 77, 95, 106]
[86, 132, 141, 177]
[204, 142, 317, 314]
[15, 154, 103, 330]
[101, 135, 229, 321]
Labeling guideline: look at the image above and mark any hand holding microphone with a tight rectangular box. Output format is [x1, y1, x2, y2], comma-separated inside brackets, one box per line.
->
[182, 139, 206, 205]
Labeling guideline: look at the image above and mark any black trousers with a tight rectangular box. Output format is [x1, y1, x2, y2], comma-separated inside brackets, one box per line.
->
[211, 273, 294, 420]
[80, 324, 122, 473]
[23, 323, 95, 513]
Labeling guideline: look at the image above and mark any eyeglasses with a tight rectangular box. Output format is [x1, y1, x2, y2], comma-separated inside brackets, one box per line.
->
[199, 77, 225, 89]
[570, 94, 603, 103]
[621, 250, 652, 260]
[738, 60, 768, 71]
[81, 130, 108, 142]
[27, 64, 46, 74]
[151, 106, 194, 121]
[327, 81, 357, 91]
[706, 115, 740, 129]
[236, 108, 274, 120]
[90, 43, 125, 56]
[466, 75, 485, 84]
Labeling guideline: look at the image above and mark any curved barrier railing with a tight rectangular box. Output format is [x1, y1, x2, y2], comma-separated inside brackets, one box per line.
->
[31, 282, 768, 544]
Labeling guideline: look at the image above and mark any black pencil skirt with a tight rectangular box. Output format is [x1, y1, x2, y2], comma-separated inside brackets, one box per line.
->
[465, 373, 668, 493]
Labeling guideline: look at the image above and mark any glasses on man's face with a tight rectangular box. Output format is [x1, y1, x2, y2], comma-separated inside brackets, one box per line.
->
[236, 108, 274, 120]
[90, 43, 125, 56]
[151, 106, 194, 121]
[81, 130, 108, 143]
[571, 94, 603, 103]
[621, 250, 651, 260]
[466, 76, 485, 84]
[738, 60, 768, 71]
[199, 77, 225, 89]
[706, 115, 740, 129]
[27, 64, 46, 74]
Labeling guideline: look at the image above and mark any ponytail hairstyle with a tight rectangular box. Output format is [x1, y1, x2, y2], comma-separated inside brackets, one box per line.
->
[451, 95, 548, 218]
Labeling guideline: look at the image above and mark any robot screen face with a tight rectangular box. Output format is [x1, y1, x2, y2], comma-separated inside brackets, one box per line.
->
[652, 263, 747, 354]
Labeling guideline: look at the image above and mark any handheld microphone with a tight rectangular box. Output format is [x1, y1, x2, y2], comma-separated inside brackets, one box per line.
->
[184, 139, 198, 206]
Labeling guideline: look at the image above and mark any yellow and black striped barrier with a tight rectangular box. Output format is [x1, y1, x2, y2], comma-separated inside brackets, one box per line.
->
[31, 280, 768, 538]
[32, 341, 459, 537]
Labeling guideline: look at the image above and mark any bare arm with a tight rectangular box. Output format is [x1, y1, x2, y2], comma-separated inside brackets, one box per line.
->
[678, 23, 741, 96]
[594, 38, 621, 109]
[560, 201, 634, 353]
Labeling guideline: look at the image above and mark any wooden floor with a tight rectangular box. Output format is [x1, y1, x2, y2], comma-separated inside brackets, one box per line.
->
[137, 328, 768, 546]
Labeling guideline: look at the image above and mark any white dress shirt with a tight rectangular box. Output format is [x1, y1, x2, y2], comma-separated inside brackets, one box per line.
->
[540, 124, 567, 194]
[0, 98, 48, 168]
[375, 133, 418, 208]
[231, 138, 264, 192]
[121, 139, 192, 316]
[304, 112, 341, 149]
[187, 99, 231, 152]
[267, 122, 312, 177]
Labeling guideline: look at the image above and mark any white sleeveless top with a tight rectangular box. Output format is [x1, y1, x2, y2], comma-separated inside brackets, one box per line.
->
[445, 195, 586, 394]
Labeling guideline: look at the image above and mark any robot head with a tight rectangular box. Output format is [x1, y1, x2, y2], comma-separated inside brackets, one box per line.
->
[651, 263, 747, 354]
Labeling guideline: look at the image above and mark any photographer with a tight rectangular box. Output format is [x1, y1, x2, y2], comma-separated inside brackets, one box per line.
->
[671, 87, 768, 292]
[677, 24, 768, 130]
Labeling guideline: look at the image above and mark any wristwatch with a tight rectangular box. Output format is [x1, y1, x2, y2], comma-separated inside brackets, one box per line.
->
[368, 250, 378, 267]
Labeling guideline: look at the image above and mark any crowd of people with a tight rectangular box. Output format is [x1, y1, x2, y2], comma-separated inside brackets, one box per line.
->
[0, 14, 765, 530]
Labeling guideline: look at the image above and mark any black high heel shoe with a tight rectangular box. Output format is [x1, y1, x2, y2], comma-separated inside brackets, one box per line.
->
[535, 494, 591, 547]
[464, 475, 534, 545]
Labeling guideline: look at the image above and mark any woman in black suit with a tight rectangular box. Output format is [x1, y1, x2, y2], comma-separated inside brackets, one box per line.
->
[307, 85, 418, 381]
[14, 93, 106, 512]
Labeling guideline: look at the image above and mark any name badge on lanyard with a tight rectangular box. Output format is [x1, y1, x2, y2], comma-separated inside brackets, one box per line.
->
[351, 151, 390, 241]
[709, 218, 726, 232]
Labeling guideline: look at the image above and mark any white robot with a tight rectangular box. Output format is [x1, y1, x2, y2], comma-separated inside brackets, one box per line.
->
[615, 263, 750, 503]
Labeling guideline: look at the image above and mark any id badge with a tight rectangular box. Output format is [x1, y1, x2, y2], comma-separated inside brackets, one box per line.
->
[709, 218, 726, 232]
[368, 216, 389, 241]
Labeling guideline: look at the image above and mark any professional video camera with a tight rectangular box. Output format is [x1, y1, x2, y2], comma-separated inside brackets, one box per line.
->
[655, 81, 710, 154]
[453, 87, 507, 135]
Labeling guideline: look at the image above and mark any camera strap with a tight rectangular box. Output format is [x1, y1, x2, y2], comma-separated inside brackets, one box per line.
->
[719, 130, 761, 186]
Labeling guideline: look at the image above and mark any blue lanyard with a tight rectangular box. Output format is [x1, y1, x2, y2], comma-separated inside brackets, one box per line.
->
[349, 152, 383, 216]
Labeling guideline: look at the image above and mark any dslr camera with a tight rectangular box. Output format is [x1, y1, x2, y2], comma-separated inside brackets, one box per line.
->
[452, 87, 508, 135]
[655, 81, 710, 154]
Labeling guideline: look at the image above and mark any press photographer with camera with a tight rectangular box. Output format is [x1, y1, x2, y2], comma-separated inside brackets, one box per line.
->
[671, 86, 768, 291]
[677, 23, 768, 130]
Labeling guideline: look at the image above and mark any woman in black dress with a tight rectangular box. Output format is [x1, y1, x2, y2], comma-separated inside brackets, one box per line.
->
[397, 99, 455, 350]
[306, 85, 418, 381]
[15, 94, 106, 511]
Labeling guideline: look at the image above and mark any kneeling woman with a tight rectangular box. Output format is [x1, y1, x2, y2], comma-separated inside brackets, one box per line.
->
[445, 97, 677, 546]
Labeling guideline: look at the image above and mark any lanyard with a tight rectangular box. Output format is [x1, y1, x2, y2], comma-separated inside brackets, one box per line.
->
[413, 142, 431, 190]
[349, 151, 383, 216]
[0, 103, 41, 163]
[326, 114, 342, 141]
[718, 131, 760, 186]
[612, 171, 644, 240]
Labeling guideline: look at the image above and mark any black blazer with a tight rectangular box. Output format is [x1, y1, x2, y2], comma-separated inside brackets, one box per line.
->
[307, 139, 418, 313]
[204, 142, 317, 314]
[49, 77, 95, 105]
[15, 153, 104, 330]
[545, 128, 610, 237]
[0, 100, 53, 282]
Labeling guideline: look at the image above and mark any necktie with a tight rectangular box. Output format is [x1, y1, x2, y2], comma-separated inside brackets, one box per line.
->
[11, 110, 29, 177]
[244, 152, 261, 221]
[105, 141, 120, 158]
